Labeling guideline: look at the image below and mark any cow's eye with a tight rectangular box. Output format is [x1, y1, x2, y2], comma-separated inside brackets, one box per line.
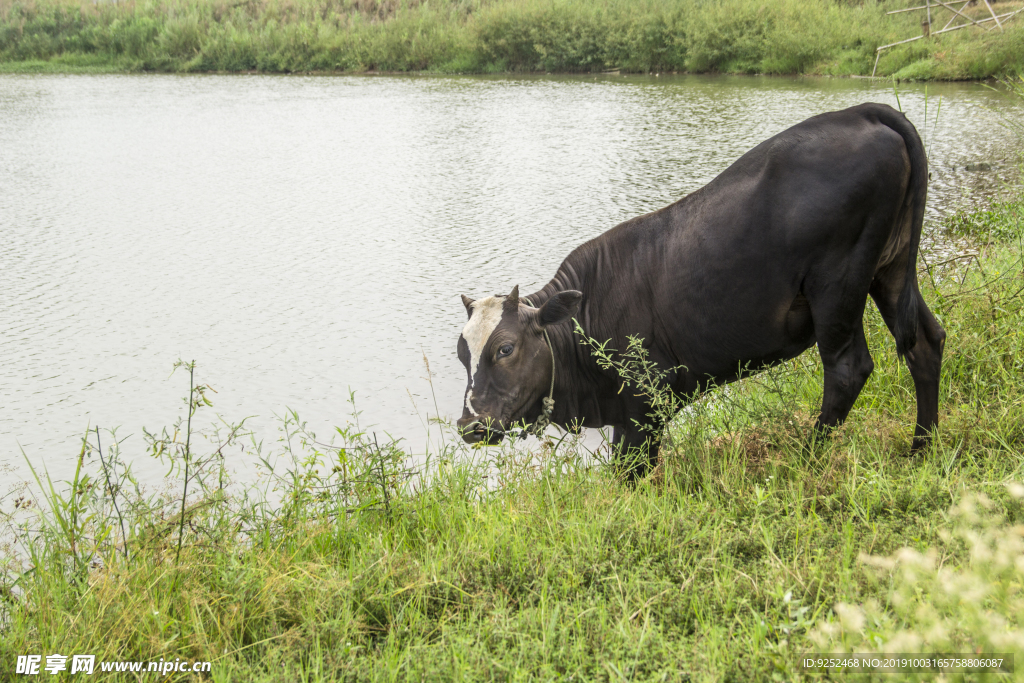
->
[498, 344, 514, 358]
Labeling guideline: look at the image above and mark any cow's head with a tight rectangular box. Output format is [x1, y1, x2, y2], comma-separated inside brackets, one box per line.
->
[456, 285, 582, 444]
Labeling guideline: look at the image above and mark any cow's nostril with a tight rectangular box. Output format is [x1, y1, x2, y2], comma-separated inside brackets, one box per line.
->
[458, 420, 506, 445]
[462, 420, 497, 432]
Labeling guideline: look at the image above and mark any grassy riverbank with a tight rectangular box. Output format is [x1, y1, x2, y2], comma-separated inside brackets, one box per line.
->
[0, 0, 1023, 78]
[2, 190, 1023, 679]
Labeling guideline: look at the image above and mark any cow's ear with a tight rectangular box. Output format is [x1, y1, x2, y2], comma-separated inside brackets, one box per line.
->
[537, 290, 582, 327]
[461, 294, 475, 319]
[503, 285, 520, 312]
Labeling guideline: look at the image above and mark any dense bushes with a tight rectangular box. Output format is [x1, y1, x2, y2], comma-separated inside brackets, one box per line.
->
[1, 0, 1022, 77]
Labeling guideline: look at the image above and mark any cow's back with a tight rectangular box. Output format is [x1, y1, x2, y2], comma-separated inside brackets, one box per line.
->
[574, 103, 919, 385]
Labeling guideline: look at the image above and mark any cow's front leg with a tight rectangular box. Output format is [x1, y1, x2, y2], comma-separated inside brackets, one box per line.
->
[613, 424, 660, 483]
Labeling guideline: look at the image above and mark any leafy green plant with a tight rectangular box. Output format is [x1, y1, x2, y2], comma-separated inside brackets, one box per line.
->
[945, 199, 1024, 243]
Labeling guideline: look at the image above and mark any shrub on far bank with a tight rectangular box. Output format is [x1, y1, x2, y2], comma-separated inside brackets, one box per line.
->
[1, 0, 1023, 77]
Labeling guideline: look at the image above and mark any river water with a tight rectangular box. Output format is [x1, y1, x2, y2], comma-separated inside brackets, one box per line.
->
[1, 73, 1020, 484]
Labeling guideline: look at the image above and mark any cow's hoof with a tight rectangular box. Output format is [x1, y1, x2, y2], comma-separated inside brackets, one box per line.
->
[909, 436, 930, 453]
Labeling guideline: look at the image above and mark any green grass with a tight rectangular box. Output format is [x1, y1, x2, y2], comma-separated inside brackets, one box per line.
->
[0, 0, 1022, 78]
[2, 188, 1024, 680]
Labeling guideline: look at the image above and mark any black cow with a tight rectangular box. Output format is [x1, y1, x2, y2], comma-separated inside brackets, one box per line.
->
[456, 103, 945, 480]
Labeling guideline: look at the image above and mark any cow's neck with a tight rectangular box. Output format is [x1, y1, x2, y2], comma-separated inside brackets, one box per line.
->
[526, 250, 618, 429]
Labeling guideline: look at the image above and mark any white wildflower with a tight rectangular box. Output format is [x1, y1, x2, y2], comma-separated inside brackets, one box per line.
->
[858, 552, 896, 570]
[883, 631, 923, 652]
[922, 618, 949, 647]
[834, 602, 865, 633]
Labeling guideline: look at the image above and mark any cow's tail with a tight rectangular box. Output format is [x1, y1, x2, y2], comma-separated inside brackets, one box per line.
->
[875, 104, 927, 360]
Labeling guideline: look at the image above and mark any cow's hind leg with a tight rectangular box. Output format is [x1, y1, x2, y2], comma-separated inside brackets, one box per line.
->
[870, 273, 946, 449]
[804, 236, 884, 441]
[813, 316, 875, 439]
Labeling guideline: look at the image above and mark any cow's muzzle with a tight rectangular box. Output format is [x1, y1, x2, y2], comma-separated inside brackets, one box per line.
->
[457, 418, 506, 445]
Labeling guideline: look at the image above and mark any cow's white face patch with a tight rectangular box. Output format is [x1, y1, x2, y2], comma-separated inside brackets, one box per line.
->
[462, 296, 505, 415]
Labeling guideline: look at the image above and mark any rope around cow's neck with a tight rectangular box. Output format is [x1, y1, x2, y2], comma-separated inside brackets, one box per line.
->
[521, 296, 556, 439]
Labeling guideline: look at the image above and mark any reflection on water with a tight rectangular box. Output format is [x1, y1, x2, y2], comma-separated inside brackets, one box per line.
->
[1, 73, 1019, 482]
